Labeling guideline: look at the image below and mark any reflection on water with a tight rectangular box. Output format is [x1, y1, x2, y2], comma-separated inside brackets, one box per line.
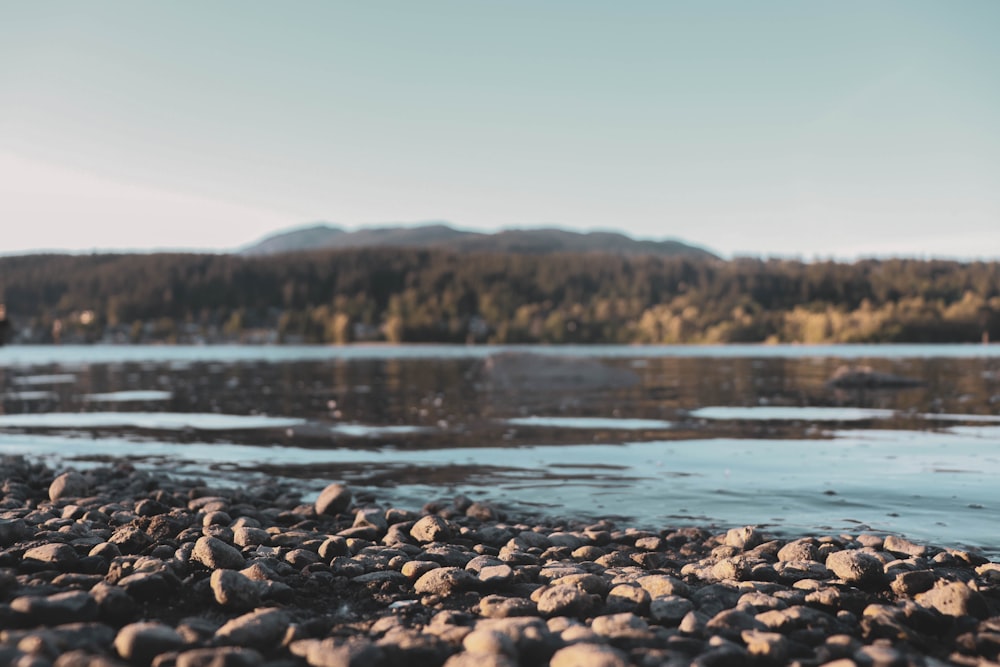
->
[0, 344, 998, 554]
[689, 406, 895, 421]
[506, 417, 674, 430]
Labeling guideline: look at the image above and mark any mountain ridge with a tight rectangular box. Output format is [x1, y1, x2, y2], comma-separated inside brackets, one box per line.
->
[240, 222, 718, 259]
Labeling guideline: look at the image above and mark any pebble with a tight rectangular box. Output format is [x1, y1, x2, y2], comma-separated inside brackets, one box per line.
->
[114, 622, 186, 664]
[191, 536, 245, 570]
[314, 483, 352, 516]
[48, 472, 87, 502]
[0, 458, 997, 667]
[826, 549, 887, 587]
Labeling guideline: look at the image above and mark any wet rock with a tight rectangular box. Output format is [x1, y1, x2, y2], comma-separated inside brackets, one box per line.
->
[49, 472, 87, 502]
[114, 622, 185, 664]
[826, 550, 886, 587]
[315, 483, 352, 516]
[191, 536, 245, 570]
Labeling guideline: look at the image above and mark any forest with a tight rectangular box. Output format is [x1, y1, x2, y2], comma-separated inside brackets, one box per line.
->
[1, 249, 999, 345]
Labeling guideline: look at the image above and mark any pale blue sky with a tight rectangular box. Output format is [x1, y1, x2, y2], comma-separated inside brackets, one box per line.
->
[1, 1, 998, 258]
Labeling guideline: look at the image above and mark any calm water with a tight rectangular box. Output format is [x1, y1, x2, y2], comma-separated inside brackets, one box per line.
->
[1, 343, 999, 555]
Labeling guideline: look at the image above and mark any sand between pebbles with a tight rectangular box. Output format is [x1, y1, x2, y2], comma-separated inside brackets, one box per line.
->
[1, 456, 999, 667]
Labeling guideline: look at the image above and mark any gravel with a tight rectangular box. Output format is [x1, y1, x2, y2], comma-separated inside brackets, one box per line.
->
[0, 455, 998, 666]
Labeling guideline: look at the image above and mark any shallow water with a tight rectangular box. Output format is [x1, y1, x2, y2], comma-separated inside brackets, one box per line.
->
[1, 343, 998, 554]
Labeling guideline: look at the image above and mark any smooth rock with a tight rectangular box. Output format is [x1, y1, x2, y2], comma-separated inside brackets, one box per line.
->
[49, 472, 87, 502]
[114, 622, 185, 664]
[410, 515, 452, 543]
[414, 566, 476, 597]
[536, 584, 601, 618]
[215, 608, 290, 648]
[826, 550, 886, 587]
[175, 647, 264, 667]
[315, 484, 352, 516]
[192, 536, 245, 570]
[549, 643, 629, 667]
[210, 569, 262, 609]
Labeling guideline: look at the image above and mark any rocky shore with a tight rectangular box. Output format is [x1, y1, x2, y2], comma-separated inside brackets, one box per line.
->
[1, 456, 998, 667]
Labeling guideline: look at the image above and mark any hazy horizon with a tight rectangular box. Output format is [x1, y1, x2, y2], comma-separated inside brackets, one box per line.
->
[2, 2, 998, 260]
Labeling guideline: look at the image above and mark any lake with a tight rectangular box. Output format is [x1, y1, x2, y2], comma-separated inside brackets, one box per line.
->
[1, 343, 998, 555]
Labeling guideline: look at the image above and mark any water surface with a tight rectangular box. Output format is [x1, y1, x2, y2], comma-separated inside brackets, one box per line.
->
[1, 343, 998, 554]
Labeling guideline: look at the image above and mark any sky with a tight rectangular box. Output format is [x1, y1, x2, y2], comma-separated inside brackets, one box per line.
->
[1, 1, 998, 259]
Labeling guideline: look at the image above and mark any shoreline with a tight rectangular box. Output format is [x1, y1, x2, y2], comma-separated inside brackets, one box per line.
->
[1, 456, 998, 666]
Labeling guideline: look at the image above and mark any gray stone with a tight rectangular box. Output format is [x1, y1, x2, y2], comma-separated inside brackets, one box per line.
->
[215, 608, 290, 649]
[637, 574, 690, 598]
[777, 538, 818, 562]
[883, 535, 927, 558]
[49, 472, 87, 502]
[605, 584, 650, 614]
[462, 629, 517, 656]
[478, 564, 514, 585]
[705, 608, 765, 638]
[478, 595, 537, 619]
[192, 536, 245, 570]
[10, 591, 98, 625]
[825, 549, 886, 587]
[118, 572, 172, 601]
[549, 643, 629, 667]
[23, 542, 78, 569]
[916, 581, 988, 618]
[741, 629, 789, 663]
[891, 569, 936, 596]
[109, 525, 153, 555]
[410, 515, 452, 543]
[114, 622, 185, 664]
[414, 566, 476, 597]
[0, 518, 29, 547]
[442, 653, 517, 667]
[232, 526, 271, 548]
[175, 647, 264, 667]
[295, 637, 385, 667]
[210, 569, 262, 609]
[536, 584, 601, 618]
[590, 612, 651, 640]
[315, 483, 352, 516]
[724, 526, 763, 550]
[649, 595, 694, 625]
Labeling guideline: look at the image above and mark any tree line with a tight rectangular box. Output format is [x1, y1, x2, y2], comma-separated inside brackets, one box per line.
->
[1, 249, 999, 345]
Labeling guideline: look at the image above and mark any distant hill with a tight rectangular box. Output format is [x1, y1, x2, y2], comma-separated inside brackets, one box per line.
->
[240, 222, 718, 259]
